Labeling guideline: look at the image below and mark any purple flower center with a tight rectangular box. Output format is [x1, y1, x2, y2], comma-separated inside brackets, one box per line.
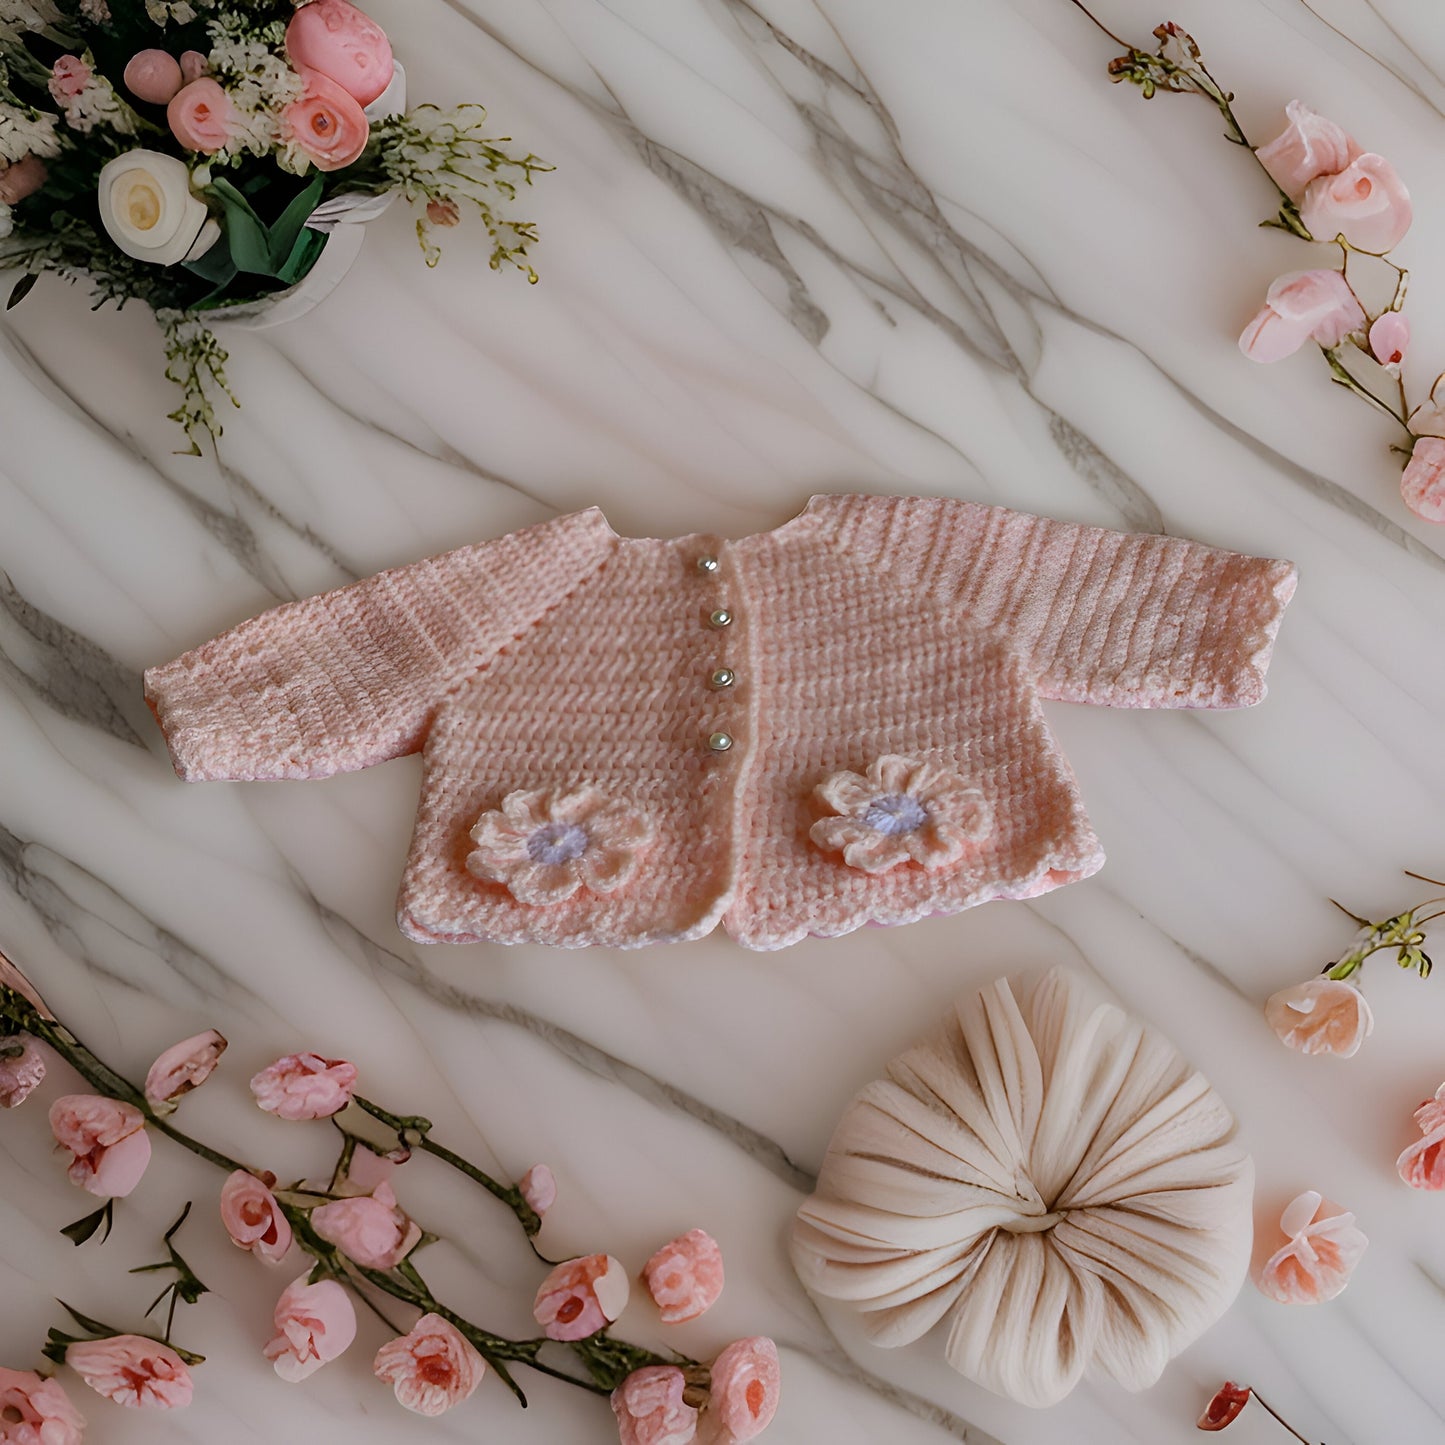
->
[860, 793, 927, 835]
[527, 822, 589, 866]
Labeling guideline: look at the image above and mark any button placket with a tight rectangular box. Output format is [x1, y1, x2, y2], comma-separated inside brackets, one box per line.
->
[696, 546, 739, 754]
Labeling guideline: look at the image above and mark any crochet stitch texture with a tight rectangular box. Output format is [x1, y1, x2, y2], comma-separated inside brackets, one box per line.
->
[143, 494, 1297, 950]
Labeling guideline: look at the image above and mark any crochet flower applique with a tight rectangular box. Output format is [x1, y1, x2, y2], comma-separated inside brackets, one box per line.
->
[466, 787, 657, 906]
[809, 755, 991, 874]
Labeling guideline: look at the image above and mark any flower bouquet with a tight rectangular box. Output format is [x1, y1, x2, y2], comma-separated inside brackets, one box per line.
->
[0, 0, 547, 449]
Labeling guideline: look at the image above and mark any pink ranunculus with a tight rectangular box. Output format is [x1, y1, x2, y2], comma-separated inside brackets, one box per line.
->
[1264, 977, 1373, 1056]
[611, 1366, 699, 1445]
[179, 51, 208, 84]
[1198, 1381, 1252, 1431]
[1300, 153, 1412, 254]
[220, 1170, 293, 1262]
[250, 1052, 357, 1119]
[372, 1314, 486, 1417]
[49, 1095, 151, 1197]
[310, 1179, 421, 1270]
[66, 1336, 193, 1409]
[519, 1164, 556, 1218]
[281, 69, 370, 172]
[0, 1366, 85, 1444]
[0, 1038, 45, 1108]
[643, 1229, 725, 1325]
[706, 1338, 780, 1442]
[145, 1028, 227, 1106]
[285, 0, 394, 106]
[533, 1254, 630, 1341]
[1238, 269, 1366, 364]
[264, 1276, 357, 1382]
[48, 55, 91, 102]
[167, 78, 238, 154]
[123, 49, 184, 105]
[1256, 1191, 1367, 1304]
[1254, 100, 1359, 198]
[0, 155, 47, 205]
[1400, 436, 1445, 523]
[1368, 311, 1409, 371]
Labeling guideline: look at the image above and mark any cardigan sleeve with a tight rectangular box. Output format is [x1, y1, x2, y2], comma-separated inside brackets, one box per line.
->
[144, 512, 610, 781]
[829, 496, 1297, 709]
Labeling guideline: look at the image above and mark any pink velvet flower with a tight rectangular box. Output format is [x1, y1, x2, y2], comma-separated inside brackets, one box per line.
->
[310, 1179, 421, 1270]
[1300, 154, 1412, 254]
[0, 155, 47, 205]
[1263, 977, 1373, 1057]
[286, 0, 394, 106]
[611, 1366, 699, 1445]
[1368, 312, 1409, 371]
[281, 69, 370, 172]
[0, 1038, 45, 1108]
[1256, 1191, 1367, 1304]
[123, 49, 184, 105]
[1197, 1381, 1251, 1431]
[1238, 269, 1365, 364]
[167, 78, 238, 154]
[706, 1338, 780, 1442]
[1397, 1083, 1445, 1190]
[519, 1163, 556, 1218]
[643, 1229, 724, 1324]
[49, 1095, 151, 1197]
[0, 1366, 85, 1444]
[1254, 101, 1358, 198]
[468, 786, 657, 905]
[810, 755, 990, 874]
[220, 1170, 293, 1262]
[250, 1052, 357, 1119]
[264, 1276, 357, 1382]
[145, 1028, 227, 1106]
[66, 1336, 193, 1409]
[47, 56, 91, 102]
[372, 1314, 486, 1417]
[1400, 436, 1445, 524]
[533, 1254, 630, 1341]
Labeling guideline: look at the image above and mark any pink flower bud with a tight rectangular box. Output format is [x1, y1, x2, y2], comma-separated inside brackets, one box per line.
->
[1401, 436, 1445, 523]
[123, 49, 184, 105]
[66, 1336, 193, 1409]
[1198, 1381, 1251, 1431]
[281, 68, 370, 172]
[49, 1094, 151, 1197]
[1239, 270, 1365, 364]
[707, 1337, 780, 1441]
[0, 1367, 85, 1443]
[373, 1314, 486, 1417]
[48, 55, 91, 102]
[285, 0, 394, 106]
[1368, 311, 1409, 370]
[220, 1170, 293, 1262]
[179, 50, 208, 84]
[1263, 977, 1373, 1056]
[168, 78, 238, 154]
[1300, 153, 1412, 254]
[533, 1254, 629, 1341]
[643, 1228, 724, 1324]
[519, 1163, 556, 1218]
[0, 1037, 45, 1108]
[0, 154, 47, 205]
[611, 1366, 698, 1445]
[310, 1179, 421, 1270]
[264, 1276, 357, 1381]
[250, 1052, 357, 1119]
[144, 1028, 227, 1105]
[1255, 101, 1358, 198]
[1256, 1191, 1366, 1304]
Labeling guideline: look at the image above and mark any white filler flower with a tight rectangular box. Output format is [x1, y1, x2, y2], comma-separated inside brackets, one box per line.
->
[97, 150, 219, 265]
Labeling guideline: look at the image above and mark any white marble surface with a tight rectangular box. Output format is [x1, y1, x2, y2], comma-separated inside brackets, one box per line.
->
[3, 0, 1445, 1440]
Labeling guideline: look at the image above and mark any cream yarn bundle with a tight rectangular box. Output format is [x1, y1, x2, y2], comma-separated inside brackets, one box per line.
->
[791, 968, 1253, 1407]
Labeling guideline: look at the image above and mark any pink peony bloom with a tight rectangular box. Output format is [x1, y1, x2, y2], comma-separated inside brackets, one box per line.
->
[179, 51, 208, 84]
[707, 1338, 780, 1442]
[1257, 1191, 1367, 1304]
[0, 155, 47, 206]
[0, 1038, 45, 1108]
[264, 1277, 357, 1382]
[66, 1336, 193, 1409]
[468, 786, 657, 906]
[167, 78, 238, 154]
[519, 1163, 556, 1218]
[1368, 311, 1409, 371]
[47, 56, 91, 102]
[250, 1052, 357, 1119]
[1300, 153, 1412, 254]
[533, 1254, 630, 1341]
[145, 1028, 227, 1106]
[1264, 977, 1373, 1057]
[286, 0, 394, 106]
[1254, 101, 1359, 198]
[281, 69, 370, 172]
[1197, 1381, 1251, 1431]
[1400, 436, 1445, 523]
[1397, 1083, 1445, 1189]
[49, 1095, 151, 1197]
[310, 1179, 421, 1270]
[220, 1170, 293, 1262]
[1238, 269, 1365, 364]
[810, 755, 991, 875]
[611, 1366, 699, 1445]
[123, 49, 184, 105]
[0, 1366, 85, 1444]
[372, 1314, 486, 1417]
[643, 1229, 725, 1325]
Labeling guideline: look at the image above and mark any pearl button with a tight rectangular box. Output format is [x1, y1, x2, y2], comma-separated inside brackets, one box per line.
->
[707, 731, 734, 753]
[709, 608, 733, 629]
[709, 667, 736, 689]
[696, 554, 720, 576]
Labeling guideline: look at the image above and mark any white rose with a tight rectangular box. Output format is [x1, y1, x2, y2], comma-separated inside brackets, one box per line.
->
[97, 150, 219, 266]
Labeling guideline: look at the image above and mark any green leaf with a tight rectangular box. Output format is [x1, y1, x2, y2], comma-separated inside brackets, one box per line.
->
[58, 1301, 118, 1338]
[61, 1201, 114, 1248]
[6, 272, 37, 310]
[266, 173, 324, 271]
[275, 226, 326, 287]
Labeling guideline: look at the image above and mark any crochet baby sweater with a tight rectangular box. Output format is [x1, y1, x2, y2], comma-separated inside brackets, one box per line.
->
[144, 495, 1297, 950]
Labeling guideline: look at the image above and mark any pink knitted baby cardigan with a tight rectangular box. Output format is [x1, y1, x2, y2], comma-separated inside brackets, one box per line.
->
[144, 495, 1296, 950]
